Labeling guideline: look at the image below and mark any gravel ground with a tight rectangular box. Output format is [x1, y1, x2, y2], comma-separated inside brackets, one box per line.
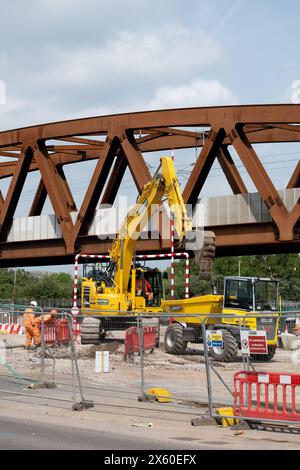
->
[1, 331, 299, 406]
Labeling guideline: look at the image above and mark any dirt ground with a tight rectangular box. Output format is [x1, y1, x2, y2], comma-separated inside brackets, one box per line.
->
[1, 331, 299, 407]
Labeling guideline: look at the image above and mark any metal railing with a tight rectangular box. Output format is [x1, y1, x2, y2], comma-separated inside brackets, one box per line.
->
[1, 307, 300, 427]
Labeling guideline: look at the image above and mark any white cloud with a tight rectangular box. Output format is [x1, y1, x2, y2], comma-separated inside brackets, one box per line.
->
[0, 94, 78, 131]
[0, 25, 229, 129]
[73, 78, 238, 118]
[0, 77, 239, 132]
[39, 27, 221, 91]
[147, 78, 239, 109]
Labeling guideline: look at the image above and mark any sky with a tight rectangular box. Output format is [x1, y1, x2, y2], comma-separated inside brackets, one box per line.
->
[0, 0, 299, 272]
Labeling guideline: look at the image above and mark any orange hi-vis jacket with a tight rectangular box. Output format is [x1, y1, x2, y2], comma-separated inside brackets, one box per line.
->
[35, 314, 52, 326]
[24, 309, 54, 349]
[23, 308, 36, 327]
[23, 309, 52, 327]
[24, 308, 40, 348]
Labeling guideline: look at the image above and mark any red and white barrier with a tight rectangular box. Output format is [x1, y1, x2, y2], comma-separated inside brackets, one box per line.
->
[0, 323, 22, 335]
[73, 318, 81, 341]
[234, 371, 300, 423]
[73, 222, 190, 309]
[73, 254, 110, 310]
[170, 212, 175, 301]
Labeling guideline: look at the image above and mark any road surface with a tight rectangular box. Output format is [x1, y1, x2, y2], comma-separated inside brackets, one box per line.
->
[0, 415, 217, 450]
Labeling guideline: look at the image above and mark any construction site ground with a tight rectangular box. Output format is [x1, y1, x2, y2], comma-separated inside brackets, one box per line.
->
[0, 332, 300, 450]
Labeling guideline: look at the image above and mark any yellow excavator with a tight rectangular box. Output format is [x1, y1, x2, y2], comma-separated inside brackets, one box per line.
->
[80, 157, 279, 362]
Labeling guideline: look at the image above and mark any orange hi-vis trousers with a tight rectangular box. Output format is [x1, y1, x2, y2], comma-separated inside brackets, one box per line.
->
[25, 325, 41, 348]
[24, 311, 52, 348]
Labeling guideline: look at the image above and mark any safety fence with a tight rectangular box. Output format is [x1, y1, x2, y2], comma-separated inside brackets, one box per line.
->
[70, 312, 216, 404]
[199, 312, 300, 427]
[0, 310, 210, 412]
[0, 309, 91, 410]
[1, 309, 300, 427]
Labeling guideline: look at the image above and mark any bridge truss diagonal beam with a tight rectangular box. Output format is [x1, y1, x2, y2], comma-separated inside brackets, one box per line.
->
[121, 130, 151, 192]
[33, 142, 75, 253]
[0, 104, 300, 266]
[217, 145, 247, 195]
[183, 128, 227, 205]
[29, 178, 47, 217]
[287, 160, 300, 189]
[75, 136, 120, 237]
[0, 146, 33, 242]
[100, 148, 128, 206]
[227, 125, 295, 241]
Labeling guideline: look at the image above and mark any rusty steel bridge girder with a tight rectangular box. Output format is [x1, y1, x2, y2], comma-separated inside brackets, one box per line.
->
[0, 104, 300, 267]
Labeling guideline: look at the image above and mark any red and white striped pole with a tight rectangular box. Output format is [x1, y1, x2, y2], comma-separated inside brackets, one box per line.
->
[185, 256, 189, 299]
[170, 212, 175, 301]
[73, 254, 80, 310]
[73, 254, 111, 311]
[72, 251, 189, 308]
[136, 252, 189, 297]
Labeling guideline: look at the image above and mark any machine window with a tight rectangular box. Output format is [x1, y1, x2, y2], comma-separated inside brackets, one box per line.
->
[254, 281, 277, 311]
[224, 279, 253, 310]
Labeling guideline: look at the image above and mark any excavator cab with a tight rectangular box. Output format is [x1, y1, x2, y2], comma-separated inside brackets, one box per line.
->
[224, 276, 279, 312]
[133, 267, 163, 307]
[83, 262, 113, 286]
[213, 276, 280, 362]
[83, 262, 109, 280]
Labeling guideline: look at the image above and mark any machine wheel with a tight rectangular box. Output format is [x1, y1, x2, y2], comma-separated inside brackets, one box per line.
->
[80, 317, 102, 345]
[164, 323, 188, 355]
[250, 345, 277, 362]
[208, 330, 238, 362]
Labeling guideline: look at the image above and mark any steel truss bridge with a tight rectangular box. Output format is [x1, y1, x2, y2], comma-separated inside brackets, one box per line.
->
[0, 104, 300, 267]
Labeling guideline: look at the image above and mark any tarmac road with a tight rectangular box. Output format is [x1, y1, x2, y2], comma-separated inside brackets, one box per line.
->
[0, 375, 219, 450]
[0, 415, 219, 450]
[1, 372, 300, 451]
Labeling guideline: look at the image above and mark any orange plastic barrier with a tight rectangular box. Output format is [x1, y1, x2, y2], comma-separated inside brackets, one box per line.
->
[42, 319, 71, 346]
[124, 326, 157, 360]
[234, 371, 300, 422]
[43, 320, 56, 345]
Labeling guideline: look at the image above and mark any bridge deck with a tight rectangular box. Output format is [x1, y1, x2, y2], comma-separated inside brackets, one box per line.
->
[1, 188, 299, 267]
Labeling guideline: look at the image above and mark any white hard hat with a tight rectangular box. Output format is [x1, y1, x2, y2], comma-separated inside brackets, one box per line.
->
[30, 301, 38, 307]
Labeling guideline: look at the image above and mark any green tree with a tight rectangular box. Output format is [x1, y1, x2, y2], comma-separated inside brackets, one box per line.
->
[0, 268, 76, 303]
[165, 254, 300, 302]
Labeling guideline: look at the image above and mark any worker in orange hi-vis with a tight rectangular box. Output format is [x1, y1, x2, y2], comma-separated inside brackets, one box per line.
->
[23, 307, 41, 350]
[34, 309, 57, 346]
[24, 303, 55, 350]
[35, 309, 56, 327]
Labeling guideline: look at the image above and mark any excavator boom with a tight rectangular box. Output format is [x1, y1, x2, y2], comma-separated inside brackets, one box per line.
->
[110, 156, 215, 293]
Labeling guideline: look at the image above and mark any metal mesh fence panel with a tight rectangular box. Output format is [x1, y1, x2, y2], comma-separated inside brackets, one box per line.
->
[137, 314, 209, 404]
[202, 312, 300, 425]
[72, 313, 142, 397]
[2, 307, 300, 424]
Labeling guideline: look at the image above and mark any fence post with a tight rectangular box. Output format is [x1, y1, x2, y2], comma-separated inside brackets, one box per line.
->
[67, 314, 94, 411]
[137, 315, 145, 397]
[40, 310, 45, 384]
[241, 317, 250, 407]
[67, 315, 77, 404]
[28, 309, 56, 390]
[201, 318, 213, 419]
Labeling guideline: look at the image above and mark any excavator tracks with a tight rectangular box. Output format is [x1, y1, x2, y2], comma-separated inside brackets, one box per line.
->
[193, 231, 216, 281]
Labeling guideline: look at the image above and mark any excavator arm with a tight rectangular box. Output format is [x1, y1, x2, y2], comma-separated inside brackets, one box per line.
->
[110, 167, 166, 292]
[110, 156, 215, 294]
[160, 157, 192, 243]
[159, 157, 216, 280]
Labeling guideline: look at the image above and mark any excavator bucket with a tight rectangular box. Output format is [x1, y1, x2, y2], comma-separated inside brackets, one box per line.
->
[193, 230, 216, 281]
